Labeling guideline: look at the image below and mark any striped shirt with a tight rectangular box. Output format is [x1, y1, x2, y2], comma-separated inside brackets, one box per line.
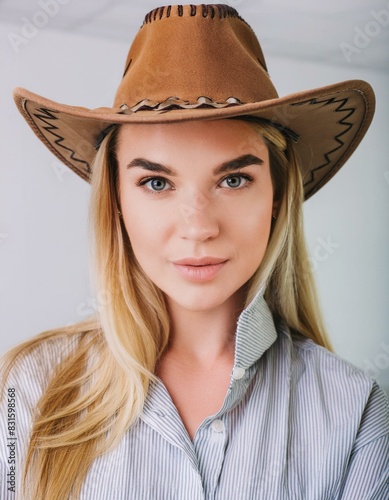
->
[1, 291, 388, 499]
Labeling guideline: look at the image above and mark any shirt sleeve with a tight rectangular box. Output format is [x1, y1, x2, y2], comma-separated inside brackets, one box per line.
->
[337, 383, 389, 499]
[0, 334, 79, 498]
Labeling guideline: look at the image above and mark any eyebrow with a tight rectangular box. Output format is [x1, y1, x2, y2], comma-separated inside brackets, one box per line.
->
[126, 154, 264, 176]
[127, 158, 176, 175]
[215, 154, 264, 175]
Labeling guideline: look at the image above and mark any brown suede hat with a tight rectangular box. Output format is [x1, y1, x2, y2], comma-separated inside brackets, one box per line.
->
[13, 4, 375, 200]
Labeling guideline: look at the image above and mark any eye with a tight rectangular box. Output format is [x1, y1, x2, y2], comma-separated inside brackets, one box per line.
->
[219, 174, 252, 189]
[138, 177, 171, 192]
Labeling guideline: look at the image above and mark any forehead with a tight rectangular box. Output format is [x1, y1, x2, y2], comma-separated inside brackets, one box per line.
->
[116, 119, 268, 162]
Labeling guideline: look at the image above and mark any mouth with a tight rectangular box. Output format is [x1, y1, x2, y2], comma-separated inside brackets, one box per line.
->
[173, 256, 227, 266]
[171, 257, 228, 282]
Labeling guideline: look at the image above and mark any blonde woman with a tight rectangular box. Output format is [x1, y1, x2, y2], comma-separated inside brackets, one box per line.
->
[1, 4, 388, 499]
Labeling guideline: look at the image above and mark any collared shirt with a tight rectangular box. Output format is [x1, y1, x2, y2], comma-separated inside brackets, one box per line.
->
[1, 292, 388, 499]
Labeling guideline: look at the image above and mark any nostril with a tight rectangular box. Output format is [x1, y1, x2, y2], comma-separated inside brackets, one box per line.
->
[179, 209, 220, 242]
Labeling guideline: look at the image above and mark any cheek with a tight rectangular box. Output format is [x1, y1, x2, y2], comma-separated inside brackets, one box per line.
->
[121, 202, 172, 265]
[235, 199, 273, 263]
[120, 185, 160, 244]
[237, 191, 273, 235]
[123, 216, 155, 253]
[244, 215, 272, 252]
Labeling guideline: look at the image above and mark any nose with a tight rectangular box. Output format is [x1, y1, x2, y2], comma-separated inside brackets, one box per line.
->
[178, 190, 220, 242]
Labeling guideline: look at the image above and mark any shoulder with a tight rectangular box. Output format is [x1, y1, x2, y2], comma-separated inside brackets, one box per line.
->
[2, 331, 82, 391]
[290, 330, 380, 395]
[0, 321, 100, 411]
[277, 324, 389, 441]
[0, 332, 82, 433]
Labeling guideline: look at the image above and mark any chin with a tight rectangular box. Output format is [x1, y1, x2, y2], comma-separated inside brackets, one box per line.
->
[164, 286, 245, 314]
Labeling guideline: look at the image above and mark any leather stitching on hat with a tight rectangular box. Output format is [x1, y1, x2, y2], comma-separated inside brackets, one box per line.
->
[294, 96, 355, 193]
[28, 106, 91, 175]
[142, 4, 249, 26]
[119, 95, 242, 113]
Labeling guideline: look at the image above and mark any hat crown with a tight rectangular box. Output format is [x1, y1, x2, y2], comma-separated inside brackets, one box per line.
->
[113, 4, 278, 111]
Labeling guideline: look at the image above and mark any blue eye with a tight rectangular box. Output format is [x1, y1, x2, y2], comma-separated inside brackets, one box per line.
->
[220, 174, 251, 189]
[141, 177, 170, 192]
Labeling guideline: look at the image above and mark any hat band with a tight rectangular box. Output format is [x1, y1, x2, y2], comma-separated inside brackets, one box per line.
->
[119, 95, 242, 114]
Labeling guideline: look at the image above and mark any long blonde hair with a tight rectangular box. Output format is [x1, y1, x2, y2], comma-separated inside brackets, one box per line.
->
[1, 119, 331, 499]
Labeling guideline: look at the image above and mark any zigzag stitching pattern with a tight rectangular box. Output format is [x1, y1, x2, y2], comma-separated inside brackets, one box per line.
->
[291, 96, 355, 190]
[32, 107, 91, 173]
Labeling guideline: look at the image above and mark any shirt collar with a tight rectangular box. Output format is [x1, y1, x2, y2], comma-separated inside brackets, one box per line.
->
[233, 287, 278, 370]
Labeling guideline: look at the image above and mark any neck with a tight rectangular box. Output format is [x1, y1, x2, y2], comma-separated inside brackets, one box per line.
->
[164, 291, 245, 367]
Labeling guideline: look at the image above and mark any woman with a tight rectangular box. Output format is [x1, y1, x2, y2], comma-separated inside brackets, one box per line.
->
[1, 4, 388, 499]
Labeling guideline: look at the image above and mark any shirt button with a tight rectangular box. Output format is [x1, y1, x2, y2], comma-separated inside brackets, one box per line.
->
[211, 419, 224, 433]
[232, 367, 246, 380]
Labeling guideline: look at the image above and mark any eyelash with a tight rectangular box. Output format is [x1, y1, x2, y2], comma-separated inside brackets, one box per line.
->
[137, 177, 171, 194]
[219, 173, 253, 189]
[136, 173, 254, 193]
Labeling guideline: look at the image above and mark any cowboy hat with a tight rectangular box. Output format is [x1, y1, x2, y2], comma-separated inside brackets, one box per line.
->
[13, 4, 375, 200]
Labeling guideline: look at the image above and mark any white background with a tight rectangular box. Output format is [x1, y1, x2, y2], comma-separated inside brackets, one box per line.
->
[0, 1, 388, 394]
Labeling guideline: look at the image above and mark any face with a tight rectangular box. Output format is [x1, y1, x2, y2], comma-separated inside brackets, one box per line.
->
[117, 119, 277, 315]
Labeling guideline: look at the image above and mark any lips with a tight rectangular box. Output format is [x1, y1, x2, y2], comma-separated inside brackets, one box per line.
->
[173, 256, 227, 266]
[171, 257, 228, 282]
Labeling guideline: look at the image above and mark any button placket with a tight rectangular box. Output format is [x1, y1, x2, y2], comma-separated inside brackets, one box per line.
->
[193, 416, 228, 498]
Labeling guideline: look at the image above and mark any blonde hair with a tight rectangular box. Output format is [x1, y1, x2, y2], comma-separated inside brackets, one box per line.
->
[241, 118, 330, 344]
[1, 119, 331, 498]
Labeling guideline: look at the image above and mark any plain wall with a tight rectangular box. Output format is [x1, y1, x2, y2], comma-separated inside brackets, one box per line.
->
[0, 16, 388, 393]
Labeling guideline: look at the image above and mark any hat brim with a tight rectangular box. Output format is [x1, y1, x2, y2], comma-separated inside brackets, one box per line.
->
[13, 79, 375, 200]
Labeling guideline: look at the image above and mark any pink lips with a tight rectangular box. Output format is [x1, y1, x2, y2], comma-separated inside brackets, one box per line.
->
[172, 257, 228, 282]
